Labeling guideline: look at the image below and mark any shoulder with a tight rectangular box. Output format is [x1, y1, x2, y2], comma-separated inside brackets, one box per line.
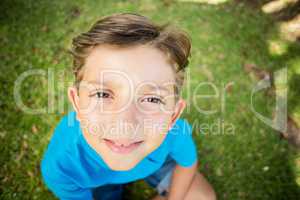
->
[169, 118, 193, 136]
[40, 112, 94, 199]
[164, 118, 194, 148]
[167, 118, 198, 167]
[54, 111, 78, 136]
[48, 111, 79, 148]
[40, 111, 80, 178]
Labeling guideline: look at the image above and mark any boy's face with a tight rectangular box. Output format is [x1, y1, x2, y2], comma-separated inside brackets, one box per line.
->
[68, 44, 186, 171]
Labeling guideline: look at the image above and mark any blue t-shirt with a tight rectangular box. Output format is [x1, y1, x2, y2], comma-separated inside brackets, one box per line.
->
[41, 111, 197, 200]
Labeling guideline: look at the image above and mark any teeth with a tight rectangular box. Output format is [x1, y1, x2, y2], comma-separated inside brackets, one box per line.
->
[114, 142, 130, 147]
[104, 139, 143, 148]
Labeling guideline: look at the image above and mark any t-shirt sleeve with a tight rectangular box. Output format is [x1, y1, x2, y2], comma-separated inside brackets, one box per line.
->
[169, 119, 198, 167]
[41, 169, 93, 200]
[40, 113, 93, 200]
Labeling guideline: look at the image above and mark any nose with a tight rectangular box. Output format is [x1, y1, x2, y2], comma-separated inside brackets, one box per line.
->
[118, 101, 139, 124]
[110, 101, 141, 141]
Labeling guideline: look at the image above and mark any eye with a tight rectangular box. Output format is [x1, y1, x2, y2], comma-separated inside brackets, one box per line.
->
[141, 97, 165, 105]
[95, 91, 111, 98]
[89, 90, 112, 99]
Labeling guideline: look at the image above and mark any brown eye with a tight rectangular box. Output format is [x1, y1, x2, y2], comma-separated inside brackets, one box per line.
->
[142, 97, 164, 105]
[95, 91, 110, 98]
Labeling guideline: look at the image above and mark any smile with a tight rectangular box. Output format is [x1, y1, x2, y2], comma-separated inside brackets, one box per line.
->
[103, 139, 144, 154]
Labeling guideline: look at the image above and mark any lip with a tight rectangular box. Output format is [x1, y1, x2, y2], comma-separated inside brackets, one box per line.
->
[103, 139, 144, 154]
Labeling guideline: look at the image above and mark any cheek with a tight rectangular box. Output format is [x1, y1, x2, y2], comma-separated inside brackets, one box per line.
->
[80, 112, 114, 137]
[143, 114, 173, 138]
[78, 89, 92, 109]
[137, 102, 175, 116]
[80, 98, 120, 117]
[143, 123, 168, 151]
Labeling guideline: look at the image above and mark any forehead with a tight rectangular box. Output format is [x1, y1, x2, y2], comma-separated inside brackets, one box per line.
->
[82, 44, 176, 89]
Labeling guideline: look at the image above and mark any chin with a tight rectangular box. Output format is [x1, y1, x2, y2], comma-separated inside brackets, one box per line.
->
[108, 163, 136, 171]
[105, 156, 140, 171]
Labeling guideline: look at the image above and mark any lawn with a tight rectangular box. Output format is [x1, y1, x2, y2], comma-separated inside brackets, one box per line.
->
[0, 0, 300, 199]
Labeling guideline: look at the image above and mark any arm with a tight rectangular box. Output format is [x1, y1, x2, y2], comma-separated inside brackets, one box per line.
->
[166, 120, 198, 200]
[167, 161, 198, 200]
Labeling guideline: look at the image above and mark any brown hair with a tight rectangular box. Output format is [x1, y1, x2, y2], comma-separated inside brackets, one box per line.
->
[70, 13, 191, 100]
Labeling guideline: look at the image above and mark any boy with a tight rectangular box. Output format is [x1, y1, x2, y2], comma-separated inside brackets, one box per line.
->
[41, 13, 216, 200]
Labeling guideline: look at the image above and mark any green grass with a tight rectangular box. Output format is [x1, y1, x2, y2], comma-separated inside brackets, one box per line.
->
[1, 0, 300, 199]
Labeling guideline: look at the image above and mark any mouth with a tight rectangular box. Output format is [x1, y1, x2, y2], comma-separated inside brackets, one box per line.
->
[103, 139, 144, 154]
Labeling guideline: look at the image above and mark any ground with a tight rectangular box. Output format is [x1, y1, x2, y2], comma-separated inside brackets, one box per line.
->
[0, 0, 300, 199]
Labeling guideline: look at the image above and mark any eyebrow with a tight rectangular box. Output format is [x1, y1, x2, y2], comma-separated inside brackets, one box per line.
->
[86, 80, 115, 87]
[143, 84, 170, 94]
[86, 80, 171, 93]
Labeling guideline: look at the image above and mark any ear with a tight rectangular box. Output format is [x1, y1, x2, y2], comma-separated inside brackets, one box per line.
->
[168, 98, 186, 131]
[68, 86, 81, 121]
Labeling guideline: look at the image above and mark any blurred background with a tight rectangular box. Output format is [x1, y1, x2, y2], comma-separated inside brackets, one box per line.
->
[1, 0, 300, 199]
